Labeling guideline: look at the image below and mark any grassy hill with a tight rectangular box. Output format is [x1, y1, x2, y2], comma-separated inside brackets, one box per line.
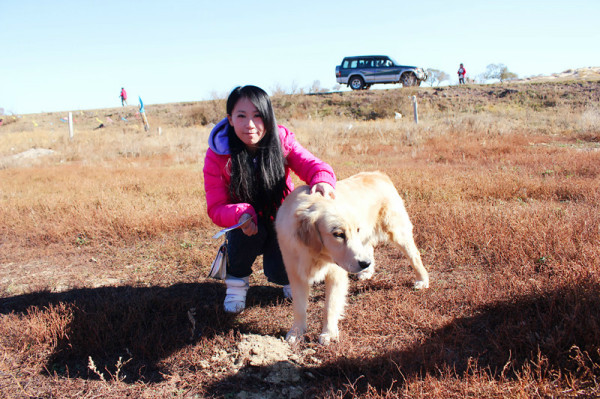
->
[1, 79, 599, 398]
[3, 77, 600, 128]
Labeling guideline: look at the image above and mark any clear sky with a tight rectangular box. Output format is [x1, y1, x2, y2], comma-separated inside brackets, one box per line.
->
[2, 0, 599, 115]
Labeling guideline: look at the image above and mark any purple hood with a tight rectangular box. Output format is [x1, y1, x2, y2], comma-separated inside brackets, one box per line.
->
[208, 118, 230, 155]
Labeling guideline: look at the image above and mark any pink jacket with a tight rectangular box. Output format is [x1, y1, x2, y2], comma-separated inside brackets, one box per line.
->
[203, 118, 336, 228]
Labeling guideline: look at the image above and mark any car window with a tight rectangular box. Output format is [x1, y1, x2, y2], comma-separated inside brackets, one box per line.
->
[349, 60, 357, 68]
[376, 58, 387, 68]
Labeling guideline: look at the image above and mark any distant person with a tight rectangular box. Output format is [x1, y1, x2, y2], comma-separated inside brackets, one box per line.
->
[457, 63, 466, 85]
[120, 87, 128, 106]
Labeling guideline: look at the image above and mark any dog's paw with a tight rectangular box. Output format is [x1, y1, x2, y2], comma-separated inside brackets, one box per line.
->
[356, 265, 374, 281]
[413, 280, 429, 290]
[319, 327, 339, 345]
[318, 331, 339, 345]
[286, 326, 305, 344]
[286, 332, 304, 344]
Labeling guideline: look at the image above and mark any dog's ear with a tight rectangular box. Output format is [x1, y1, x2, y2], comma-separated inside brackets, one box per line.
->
[295, 204, 322, 253]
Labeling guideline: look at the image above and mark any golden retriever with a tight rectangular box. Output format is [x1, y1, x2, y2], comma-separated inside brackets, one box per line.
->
[275, 171, 429, 344]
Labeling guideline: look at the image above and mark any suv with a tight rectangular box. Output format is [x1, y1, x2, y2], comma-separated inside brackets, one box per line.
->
[335, 55, 427, 90]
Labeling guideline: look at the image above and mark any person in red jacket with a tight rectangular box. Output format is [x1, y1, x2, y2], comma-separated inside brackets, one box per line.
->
[457, 63, 466, 84]
[203, 85, 336, 313]
[120, 87, 128, 106]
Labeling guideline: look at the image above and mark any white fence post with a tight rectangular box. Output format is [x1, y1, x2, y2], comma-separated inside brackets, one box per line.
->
[68, 112, 74, 140]
[412, 96, 418, 124]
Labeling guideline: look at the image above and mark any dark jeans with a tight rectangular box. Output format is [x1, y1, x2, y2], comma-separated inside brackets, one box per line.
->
[226, 219, 289, 285]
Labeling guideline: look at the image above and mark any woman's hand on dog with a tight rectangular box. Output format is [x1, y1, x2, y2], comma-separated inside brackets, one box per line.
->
[310, 182, 336, 199]
[238, 183, 334, 237]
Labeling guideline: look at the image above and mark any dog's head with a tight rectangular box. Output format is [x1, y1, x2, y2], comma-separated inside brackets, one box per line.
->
[294, 193, 374, 274]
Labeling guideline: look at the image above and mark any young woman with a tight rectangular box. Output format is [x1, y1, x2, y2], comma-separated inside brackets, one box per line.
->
[203, 85, 336, 313]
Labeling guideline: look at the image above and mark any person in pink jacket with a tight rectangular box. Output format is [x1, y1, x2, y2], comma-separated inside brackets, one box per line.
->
[203, 85, 336, 313]
[120, 87, 128, 106]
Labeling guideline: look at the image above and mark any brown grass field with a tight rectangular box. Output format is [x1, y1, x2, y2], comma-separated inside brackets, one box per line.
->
[1, 80, 599, 398]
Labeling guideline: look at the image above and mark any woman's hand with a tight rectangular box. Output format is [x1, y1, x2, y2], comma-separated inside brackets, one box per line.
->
[239, 214, 258, 236]
[310, 182, 336, 199]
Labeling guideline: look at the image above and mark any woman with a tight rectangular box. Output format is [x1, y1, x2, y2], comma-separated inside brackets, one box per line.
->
[203, 85, 336, 313]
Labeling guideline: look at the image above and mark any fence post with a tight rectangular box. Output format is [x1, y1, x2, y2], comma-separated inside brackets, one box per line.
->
[68, 112, 74, 140]
[412, 96, 418, 124]
[138, 96, 149, 132]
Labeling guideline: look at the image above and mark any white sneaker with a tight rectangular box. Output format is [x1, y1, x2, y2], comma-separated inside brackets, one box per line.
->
[283, 284, 293, 300]
[224, 276, 249, 313]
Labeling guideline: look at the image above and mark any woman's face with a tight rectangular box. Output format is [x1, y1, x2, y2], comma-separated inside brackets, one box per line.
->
[227, 97, 266, 151]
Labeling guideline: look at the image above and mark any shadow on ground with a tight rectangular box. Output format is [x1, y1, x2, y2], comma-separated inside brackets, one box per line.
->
[0, 282, 285, 383]
[206, 281, 600, 397]
[2, 280, 599, 394]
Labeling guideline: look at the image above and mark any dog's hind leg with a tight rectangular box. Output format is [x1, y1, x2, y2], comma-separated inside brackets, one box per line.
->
[384, 197, 430, 289]
[320, 264, 349, 345]
[401, 237, 429, 289]
[388, 221, 429, 289]
[395, 233, 429, 289]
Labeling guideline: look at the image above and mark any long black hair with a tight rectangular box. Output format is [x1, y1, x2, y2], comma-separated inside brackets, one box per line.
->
[226, 85, 287, 220]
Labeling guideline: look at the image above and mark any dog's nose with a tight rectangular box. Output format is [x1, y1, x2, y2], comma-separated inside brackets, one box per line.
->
[358, 260, 371, 270]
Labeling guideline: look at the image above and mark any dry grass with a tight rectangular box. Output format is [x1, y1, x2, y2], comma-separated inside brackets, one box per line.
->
[1, 80, 599, 398]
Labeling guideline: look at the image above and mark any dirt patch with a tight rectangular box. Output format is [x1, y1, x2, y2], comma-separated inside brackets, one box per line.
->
[0, 148, 56, 168]
[200, 333, 319, 399]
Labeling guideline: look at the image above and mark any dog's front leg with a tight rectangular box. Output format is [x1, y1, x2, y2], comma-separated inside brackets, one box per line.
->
[286, 269, 310, 344]
[320, 264, 349, 345]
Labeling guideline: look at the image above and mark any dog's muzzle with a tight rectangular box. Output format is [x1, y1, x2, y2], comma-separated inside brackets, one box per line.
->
[358, 260, 371, 270]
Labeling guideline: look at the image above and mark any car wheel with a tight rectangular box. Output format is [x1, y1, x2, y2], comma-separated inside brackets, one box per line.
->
[349, 76, 365, 90]
[401, 73, 417, 87]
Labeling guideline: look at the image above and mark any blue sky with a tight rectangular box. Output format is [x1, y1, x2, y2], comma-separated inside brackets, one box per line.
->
[2, 0, 599, 115]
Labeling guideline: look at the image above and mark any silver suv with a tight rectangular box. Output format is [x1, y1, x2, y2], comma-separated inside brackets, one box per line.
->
[335, 55, 427, 90]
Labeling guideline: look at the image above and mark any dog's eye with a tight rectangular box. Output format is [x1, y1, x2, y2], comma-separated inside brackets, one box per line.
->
[333, 231, 346, 240]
